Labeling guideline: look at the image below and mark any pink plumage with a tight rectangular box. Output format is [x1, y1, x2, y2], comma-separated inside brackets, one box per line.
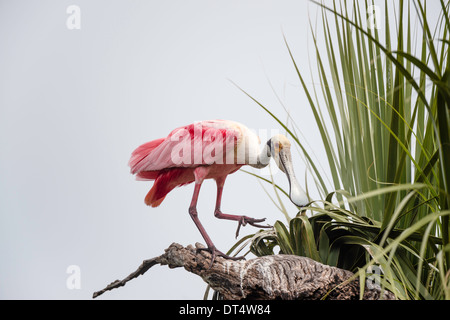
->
[129, 120, 242, 207]
[128, 138, 165, 174]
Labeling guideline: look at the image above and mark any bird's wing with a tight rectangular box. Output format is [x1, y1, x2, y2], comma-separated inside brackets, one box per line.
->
[130, 120, 242, 173]
[129, 138, 165, 174]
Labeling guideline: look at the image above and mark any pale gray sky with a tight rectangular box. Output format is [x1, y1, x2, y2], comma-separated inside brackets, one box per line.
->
[0, 0, 442, 299]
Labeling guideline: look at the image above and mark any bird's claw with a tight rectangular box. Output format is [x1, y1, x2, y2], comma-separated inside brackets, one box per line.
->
[235, 216, 272, 238]
[196, 246, 245, 269]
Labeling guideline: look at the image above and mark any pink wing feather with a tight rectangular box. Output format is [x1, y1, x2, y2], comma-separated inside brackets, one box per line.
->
[128, 138, 165, 175]
[128, 120, 241, 207]
[129, 120, 240, 175]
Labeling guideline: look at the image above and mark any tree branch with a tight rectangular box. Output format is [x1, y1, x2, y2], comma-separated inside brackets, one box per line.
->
[93, 242, 395, 300]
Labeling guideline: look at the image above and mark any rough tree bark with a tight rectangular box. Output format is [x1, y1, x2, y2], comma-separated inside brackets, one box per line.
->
[93, 242, 395, 300]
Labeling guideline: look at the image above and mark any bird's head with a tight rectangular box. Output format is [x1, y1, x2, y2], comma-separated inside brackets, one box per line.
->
[268, 134, 309, 208]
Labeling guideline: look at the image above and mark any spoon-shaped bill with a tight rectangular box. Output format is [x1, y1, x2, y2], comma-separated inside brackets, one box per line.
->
[278, 148, 309, 207]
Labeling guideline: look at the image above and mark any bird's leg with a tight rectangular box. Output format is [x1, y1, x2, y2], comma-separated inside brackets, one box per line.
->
[214, 177, 272, 238]
[189, 167, 243, 268]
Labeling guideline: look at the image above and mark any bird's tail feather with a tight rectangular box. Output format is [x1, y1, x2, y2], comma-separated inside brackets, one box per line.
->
[144, 171, 177, 207]
[144, 168, 194, 208]
[145, 185, 166, 207]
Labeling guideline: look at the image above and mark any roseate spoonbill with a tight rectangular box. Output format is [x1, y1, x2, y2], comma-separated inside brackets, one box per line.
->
[129, 120, 308, 264]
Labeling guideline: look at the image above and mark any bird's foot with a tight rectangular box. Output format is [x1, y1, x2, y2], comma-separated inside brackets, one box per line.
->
[196, 245, 245, 269]
[235, 216, 272, 238]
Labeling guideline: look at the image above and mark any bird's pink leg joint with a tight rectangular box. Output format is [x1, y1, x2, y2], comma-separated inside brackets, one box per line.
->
[213, 176, 271, 238]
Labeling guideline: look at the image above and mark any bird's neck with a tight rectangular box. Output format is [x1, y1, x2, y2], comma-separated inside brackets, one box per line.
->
[249, 142, 271, 169]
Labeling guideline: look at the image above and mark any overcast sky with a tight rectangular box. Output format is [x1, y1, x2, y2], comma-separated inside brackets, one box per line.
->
[0, 0, 442, 299]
